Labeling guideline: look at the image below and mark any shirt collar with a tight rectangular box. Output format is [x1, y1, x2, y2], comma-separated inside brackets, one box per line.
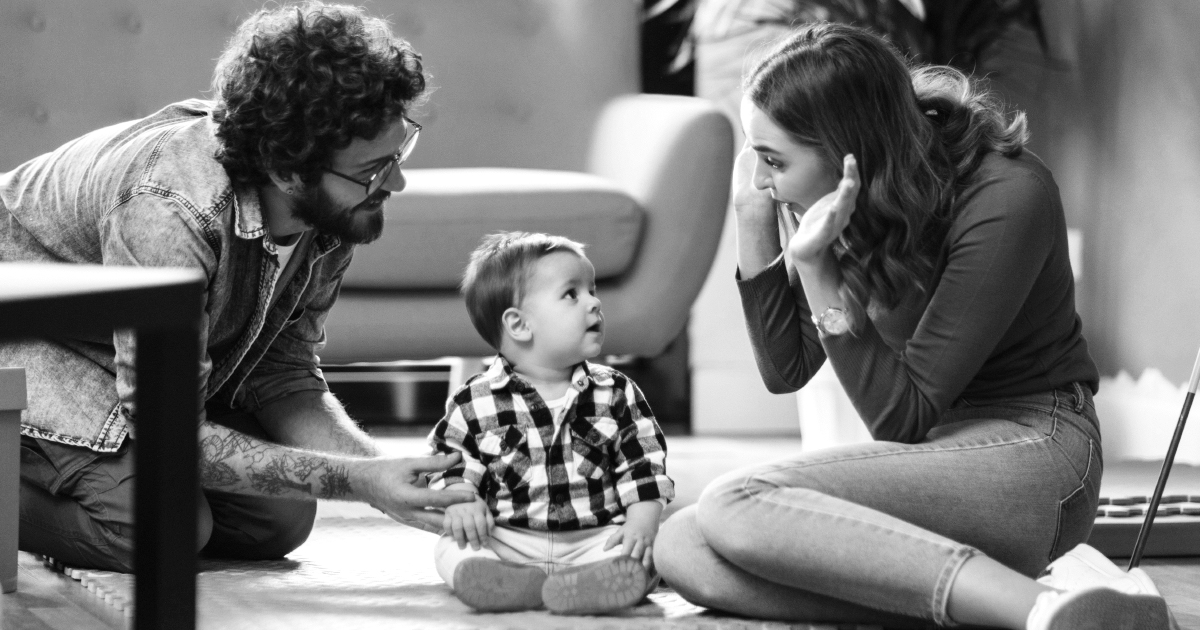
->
[229, 184, 342, 256]
[486, 355, 614, 392]
[232, 183, 266, 241]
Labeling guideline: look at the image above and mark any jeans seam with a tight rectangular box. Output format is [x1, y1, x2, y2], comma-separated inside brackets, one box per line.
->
[1049, 439, 1096, 561]
[737, 478, 970, 620]
[768, 431, 1049, 473]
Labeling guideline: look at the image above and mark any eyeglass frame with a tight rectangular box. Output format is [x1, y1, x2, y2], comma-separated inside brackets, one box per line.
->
[323, 116, 422, 197]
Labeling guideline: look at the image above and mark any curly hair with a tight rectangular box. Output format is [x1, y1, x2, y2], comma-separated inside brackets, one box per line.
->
[461, 232, 589, 351]
[210, 1, 427, 186]
[745, 22, 1028, 330]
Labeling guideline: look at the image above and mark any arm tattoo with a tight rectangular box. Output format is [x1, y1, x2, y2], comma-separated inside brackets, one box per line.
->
[199, 424, 353, 499]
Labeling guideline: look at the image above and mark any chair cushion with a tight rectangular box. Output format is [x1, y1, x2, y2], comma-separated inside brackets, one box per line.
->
[341, 168, 643, 290]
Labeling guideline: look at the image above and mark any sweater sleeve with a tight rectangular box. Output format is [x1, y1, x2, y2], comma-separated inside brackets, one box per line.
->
[824, 167, 1058, 443]
[736, 255, 827, 394]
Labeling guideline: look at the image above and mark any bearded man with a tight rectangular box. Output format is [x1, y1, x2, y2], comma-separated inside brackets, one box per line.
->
[0, 1, 473, 572]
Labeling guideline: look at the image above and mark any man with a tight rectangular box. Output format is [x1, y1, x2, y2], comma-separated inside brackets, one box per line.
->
[0, 1, 473, 572]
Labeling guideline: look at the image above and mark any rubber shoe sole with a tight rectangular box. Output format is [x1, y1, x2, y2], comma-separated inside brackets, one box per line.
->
[1041, 588, 1171, 630]
[452, 558, 546, 612]
[542, 556, 647, 615]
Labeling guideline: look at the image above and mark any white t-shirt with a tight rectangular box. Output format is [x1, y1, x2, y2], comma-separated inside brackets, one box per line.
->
[544, 393, 570, 424]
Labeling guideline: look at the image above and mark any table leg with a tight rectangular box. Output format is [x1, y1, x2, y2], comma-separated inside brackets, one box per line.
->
[0, 367, 26, 595]
[134, 327, 199, 628]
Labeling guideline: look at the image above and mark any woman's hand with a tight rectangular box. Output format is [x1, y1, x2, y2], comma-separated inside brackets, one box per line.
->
[732, 142, 786, 278]
[786, 154, 860, 267]
[732, 142, 775, 218]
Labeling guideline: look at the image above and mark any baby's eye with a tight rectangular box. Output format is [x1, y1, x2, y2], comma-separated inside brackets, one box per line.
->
[564, 288, 577, 299]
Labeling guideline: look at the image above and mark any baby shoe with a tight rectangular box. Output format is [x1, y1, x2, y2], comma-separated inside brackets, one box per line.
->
[1037, 543, 1160, 595]
[541, 556, 648, 615]
[1026, 586, 1171, 630]
[452, 558, 546, 612]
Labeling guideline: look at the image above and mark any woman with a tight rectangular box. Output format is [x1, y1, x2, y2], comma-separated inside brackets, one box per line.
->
[654, 23, 1174, 629]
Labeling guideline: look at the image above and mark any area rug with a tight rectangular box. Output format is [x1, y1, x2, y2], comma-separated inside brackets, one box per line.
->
[42, 516, 879, 630]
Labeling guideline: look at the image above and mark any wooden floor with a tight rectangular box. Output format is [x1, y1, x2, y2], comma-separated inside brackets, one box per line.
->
[2, 436, 1199, 630]
[0, 553, 128, 630]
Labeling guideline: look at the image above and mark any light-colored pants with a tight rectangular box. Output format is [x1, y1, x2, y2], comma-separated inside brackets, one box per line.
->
[435, 524, 657, 595]
[655, 384, 1102, 627]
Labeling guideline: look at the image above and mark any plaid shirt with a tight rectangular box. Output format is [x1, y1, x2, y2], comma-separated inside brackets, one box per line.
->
[427, 357, 674, 531]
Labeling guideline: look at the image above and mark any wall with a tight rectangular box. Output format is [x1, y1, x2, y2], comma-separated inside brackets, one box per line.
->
[0, 0, 640, 173]
[689, 21, 803, 436]
[990, 0, 1200, 384]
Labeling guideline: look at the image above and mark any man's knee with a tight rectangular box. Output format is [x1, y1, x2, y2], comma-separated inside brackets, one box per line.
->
[202, 492, 317, 560]
[251, 498, 316, 558]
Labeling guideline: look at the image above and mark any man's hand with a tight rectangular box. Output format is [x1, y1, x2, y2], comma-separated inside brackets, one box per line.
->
[604, 501, 663, 571]
[360, 453, 478, 533]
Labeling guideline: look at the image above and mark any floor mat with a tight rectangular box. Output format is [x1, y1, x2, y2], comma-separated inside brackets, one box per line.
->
[41, 517, 875, 630]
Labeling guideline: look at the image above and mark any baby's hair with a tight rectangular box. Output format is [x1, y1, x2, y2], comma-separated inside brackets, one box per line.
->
[461, 232, 588, 350]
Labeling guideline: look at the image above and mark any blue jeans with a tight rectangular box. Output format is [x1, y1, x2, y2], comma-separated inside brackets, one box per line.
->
[655, 384, 1102, 627]
[18, 409, 317, 572]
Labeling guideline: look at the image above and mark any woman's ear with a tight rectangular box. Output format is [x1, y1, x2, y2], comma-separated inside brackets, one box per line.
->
[267, 171, 304, 197]
[501, 307, 532, 343]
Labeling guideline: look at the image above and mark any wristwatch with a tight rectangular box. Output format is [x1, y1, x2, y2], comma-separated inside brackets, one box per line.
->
[812, 307, 850, 336]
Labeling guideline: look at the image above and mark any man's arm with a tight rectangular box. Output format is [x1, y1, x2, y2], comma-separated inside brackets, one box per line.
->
[199, 419, 357, 499]
[255, 389, 378, 457]
[198, 420, 474, 531]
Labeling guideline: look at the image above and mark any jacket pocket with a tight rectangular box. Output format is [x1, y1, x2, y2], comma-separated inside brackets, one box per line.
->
[478, 425, 531, 490]
[570, 417, 621, 480]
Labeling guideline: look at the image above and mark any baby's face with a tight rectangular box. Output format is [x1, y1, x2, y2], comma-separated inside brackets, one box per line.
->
[519, 251, 604, 367]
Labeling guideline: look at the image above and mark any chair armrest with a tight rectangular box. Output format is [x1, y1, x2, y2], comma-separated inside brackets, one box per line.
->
[586, 94, 735, 356]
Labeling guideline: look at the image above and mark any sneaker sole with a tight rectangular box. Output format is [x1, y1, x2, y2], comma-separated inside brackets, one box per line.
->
[1049, 588, 1171, 630]
[542, 556, 647, 615]
[453, 558, 546, 612]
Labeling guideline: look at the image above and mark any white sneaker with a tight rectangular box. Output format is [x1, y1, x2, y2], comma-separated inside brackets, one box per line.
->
[1026, 587, 1171, 630]
[1038, 543, 1160, 596]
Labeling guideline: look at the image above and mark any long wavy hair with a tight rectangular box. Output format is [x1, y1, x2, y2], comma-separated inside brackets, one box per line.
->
[744, 22, 1028, 329]
[211, 1, 427, 186]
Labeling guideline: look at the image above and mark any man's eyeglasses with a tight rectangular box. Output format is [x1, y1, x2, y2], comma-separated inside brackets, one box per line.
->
[324, 116, 422, 197]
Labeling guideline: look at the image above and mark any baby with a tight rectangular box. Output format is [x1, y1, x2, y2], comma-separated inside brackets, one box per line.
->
[426, 231, 674, 615]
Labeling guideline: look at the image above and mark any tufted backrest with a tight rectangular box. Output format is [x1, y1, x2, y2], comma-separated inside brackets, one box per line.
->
[0, 0, 640, 172]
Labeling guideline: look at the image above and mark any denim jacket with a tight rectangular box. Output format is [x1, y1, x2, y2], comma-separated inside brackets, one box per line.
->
[0, 100, 355, 452]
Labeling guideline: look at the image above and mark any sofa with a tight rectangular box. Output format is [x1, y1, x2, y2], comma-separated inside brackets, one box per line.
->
[0, 0, 733, 364]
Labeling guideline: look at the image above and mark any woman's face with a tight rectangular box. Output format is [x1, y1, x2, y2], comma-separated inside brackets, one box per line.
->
[740, 97, 839, 213]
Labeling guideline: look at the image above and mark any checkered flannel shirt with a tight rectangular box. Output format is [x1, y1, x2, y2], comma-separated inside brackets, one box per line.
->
[427, 356, 674, 531]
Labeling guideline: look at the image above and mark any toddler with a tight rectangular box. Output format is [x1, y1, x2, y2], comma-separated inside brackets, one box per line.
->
[426, 232, 674, 614]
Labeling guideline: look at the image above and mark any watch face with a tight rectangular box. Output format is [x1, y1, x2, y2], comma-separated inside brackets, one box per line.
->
[822, 309, 850, 335]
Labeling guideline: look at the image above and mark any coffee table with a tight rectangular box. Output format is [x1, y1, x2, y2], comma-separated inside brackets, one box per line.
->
[0, 262, 205, 630]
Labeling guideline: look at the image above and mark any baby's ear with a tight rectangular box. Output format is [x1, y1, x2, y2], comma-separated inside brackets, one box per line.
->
[501, 307, 531, 343]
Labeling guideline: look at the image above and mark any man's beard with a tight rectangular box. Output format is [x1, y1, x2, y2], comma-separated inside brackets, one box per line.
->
[290, 184, 388, 245]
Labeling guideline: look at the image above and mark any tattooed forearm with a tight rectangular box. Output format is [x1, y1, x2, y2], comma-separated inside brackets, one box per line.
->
[199, 421, 355, 500]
